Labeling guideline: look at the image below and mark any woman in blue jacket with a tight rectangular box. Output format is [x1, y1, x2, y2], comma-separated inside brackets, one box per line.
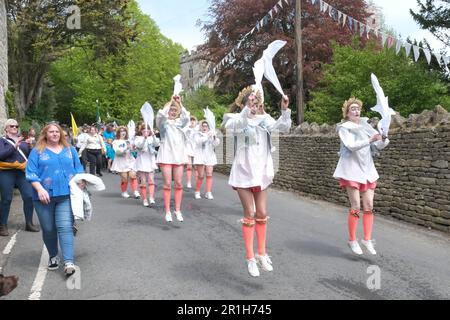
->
[26, 123, 85, 276]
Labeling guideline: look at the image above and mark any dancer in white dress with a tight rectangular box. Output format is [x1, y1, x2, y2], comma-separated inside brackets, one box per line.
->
[193, 120, 220, 200]
[333, 97, 389, 256]
[111, 126, 139, 199]
[134, 123, 160, 207]
[156, 96, 190, 222]
[184, 116, 198, 189]
[223, 86, 291, 277]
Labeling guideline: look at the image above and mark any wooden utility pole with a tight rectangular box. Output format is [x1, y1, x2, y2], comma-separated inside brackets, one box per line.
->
[295, 0, 305, 124]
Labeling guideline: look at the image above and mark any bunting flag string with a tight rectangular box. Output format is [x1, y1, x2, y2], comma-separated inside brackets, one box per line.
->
[193, 0, 449, 92]
[192, 0, 294, 91]
[308, 0, 449, 68]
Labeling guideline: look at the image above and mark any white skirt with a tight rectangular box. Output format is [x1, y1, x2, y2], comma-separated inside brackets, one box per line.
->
[111, 154, 136, 172]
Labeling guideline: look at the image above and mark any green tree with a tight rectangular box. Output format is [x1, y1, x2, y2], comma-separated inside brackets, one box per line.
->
[410, 0, 450, 47]
[306, 41, 450, 124]
[50, 1, 183, 125]
[183, 86, 231, 125]
[7, 0, 137, 118]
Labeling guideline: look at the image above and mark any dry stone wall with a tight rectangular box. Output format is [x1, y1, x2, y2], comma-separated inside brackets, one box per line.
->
[216, 106, 450, 233]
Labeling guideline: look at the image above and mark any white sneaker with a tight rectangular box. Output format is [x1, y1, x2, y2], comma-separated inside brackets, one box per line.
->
[121, 192, 130, 198]
[186, 182, 192, 189]
[143, 199, 149, 207]
[204, 192, 214, 200]
[194, 192, 201, 199]
[165, 212, 173, 222]
[348, 240, 363, 255]
[174, 211, 184, 222]
[255, 254, 273, 272]
[149, 198, 156, 204]
[64, 262, 76, 276]
[134, 191, 141, 199]
[361, 239, 377, 255]
[247, 258, 260, 277]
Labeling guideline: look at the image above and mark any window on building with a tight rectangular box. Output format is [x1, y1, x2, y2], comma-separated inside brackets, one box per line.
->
[189, 67, 194, 79]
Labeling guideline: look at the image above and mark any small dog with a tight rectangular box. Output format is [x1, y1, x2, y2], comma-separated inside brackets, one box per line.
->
[0, 274, 19, 297]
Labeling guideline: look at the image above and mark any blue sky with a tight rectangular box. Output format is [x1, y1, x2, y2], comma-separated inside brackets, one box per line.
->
[137, 0, 446, 52]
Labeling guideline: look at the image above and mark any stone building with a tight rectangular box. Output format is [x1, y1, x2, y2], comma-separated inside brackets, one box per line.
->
[366, 1, 382, 30]
[0, 0, 8, 128]
[180, 49, 216, 92]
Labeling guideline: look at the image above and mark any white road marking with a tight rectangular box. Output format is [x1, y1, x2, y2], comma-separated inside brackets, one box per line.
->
[28, 246, 49, 300]
[2, 230, 20, 255]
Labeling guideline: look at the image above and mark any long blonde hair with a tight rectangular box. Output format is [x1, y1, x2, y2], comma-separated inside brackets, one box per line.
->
[35, 123, 70, 153]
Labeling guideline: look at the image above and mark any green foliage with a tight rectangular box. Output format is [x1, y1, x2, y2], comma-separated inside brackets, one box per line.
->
[183, 86, 231, 125]
[49, 1, 183, 126]
[306, 41, 450, 124]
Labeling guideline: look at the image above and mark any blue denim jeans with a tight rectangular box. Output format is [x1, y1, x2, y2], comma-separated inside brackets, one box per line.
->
[0, 169, 34, 225]
[34, 196, 74, 264]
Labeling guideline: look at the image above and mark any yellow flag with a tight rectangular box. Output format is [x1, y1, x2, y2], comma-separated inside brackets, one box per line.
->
[71, 113, 78, 137]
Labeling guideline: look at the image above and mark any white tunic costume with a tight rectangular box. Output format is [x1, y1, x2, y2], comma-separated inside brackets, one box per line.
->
[193, 132, 220, 166]
[223, 106, 292, 190]
[156, 104, 190, 165]
[111, 139, 136, 172]
[333, 118, 389, 184]
[184, 126, 198, 158]
[134, 135, 160, 172]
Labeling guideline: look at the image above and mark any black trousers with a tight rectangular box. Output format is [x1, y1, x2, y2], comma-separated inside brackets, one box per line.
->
[86, 149, 102, 175]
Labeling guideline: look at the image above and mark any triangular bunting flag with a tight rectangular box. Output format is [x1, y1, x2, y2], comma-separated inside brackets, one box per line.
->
[381, 33, 387, 47]
[338, 11, 342, 23]
[278, 0, 283, 9]
[366, 25, 371, 39]
[423, 48, 432, 65]
[311, 0, 317, 5]
[323, 2, 329, 13]
[328, 5, 333, 17]
[387, 36, 395, 49]
[320, 0, 324, 12]
[413, 45, 420, 62]
[256, 22, 260, 31]
[395, 40, 403, 54]
[273, 5, 278, 14]
[373, 29, 378, 37]
[359, 22, 365, 37]
[444, 56, 450, 66]
[269, 9, 273, 18]
[404, 43, 412, 57]
[260, 19, 264, 28]
[284, 0, 290, 5]
[434, 52, 442, 66]
[342, 14, 347, 27]
[347, 16, 353, 31]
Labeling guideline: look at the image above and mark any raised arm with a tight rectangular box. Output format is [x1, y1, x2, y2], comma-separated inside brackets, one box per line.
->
[223, 106, 251, 133]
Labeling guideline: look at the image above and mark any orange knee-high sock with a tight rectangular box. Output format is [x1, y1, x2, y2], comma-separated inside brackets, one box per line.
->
[242, 218, 255, 260]
[121, 181, 128, 193]
[255, 218, 268, 256]
[363, 211, 374, 241]
[130, 178, 138, 192]
[140, 186, 147, 200]
[195, 177, 204, 193]
[205, 176, 213, 193]
[149, 184, 155, 199]
[186, 167, 192, 184]
[348, 209, 360, 241]
[174, 187, 183, 212]
[163, 187, 171, 213]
